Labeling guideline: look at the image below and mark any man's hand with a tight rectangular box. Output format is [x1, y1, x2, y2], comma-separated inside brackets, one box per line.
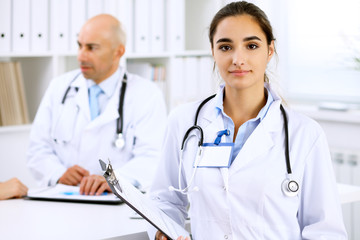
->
[0, 178, 28, 200]
[58, 165, 89, 186]
[79, 175, 112, 195]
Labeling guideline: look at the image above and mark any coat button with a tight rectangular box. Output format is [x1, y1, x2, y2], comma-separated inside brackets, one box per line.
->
[224, 235, 228, 239]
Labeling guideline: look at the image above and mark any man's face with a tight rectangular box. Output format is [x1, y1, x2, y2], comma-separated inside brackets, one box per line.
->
[77, 24, 118, 84]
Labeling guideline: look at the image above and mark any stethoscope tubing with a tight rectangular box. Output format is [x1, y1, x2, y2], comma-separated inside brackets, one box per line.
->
[61, 71, 127, 145]
[176, 93, 297, 195]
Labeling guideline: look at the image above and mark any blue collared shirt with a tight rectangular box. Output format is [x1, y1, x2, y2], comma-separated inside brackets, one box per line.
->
[86, 67, 123, 114]
[215, 85, 274, 163]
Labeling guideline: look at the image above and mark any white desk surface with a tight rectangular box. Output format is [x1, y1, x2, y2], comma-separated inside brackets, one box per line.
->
[1, 183, 359, 240]
[0, 199, 149, 240]
[337, 183, 360, 204]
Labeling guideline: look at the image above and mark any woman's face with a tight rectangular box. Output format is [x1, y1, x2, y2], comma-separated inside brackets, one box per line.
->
[212, 14, 274, 92]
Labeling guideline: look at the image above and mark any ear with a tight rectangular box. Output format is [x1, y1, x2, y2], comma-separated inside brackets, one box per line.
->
[115, 44, 125, 58]
[267, 40, 275, 63]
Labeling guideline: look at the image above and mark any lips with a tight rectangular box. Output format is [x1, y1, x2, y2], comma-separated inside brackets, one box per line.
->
[229, 69, 250, 76]
[80, 65, 92, 72]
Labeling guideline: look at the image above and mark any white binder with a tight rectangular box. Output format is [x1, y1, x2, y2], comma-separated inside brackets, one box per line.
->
[87, 0, 104, 19]
[184, 57, 199, 101]
[103, 0, 118, 16]
[150, 0, 165, 53]
[199, 56, 215, 98]
[134, 0, 150, 53]
[165, 0, 185, 52]
[169, 57, 185, 109]
[70, 0, 86, 52]
[0, 0, 11, 53]
[51, 0, 70, 52]
[12, 0, 31, 52]
[118, 0, 134, 53]
[31, 0, 49, 52]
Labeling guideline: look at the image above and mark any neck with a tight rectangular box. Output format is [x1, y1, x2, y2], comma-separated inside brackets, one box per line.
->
[223, 84, 266, 139]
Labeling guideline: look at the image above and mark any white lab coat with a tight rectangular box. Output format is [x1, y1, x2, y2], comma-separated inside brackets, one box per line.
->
[149, 84, 347, 239]
[27, 68, 167, 189]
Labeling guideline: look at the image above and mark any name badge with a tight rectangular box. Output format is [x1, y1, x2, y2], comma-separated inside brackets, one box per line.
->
[195, 143, 234, 168]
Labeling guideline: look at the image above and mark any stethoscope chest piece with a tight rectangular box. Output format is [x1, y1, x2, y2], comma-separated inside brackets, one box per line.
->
[114, 133, 125, 149]
[282, 178, 299, 197]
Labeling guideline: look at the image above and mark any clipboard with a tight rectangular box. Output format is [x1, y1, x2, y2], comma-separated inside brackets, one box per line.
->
[100, 159, 191, 240]
[26, 184, 122, 205]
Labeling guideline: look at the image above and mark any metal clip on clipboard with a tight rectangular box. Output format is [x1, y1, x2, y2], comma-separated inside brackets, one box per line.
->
[99, 159, 191, 240]
[100, 159, 122, 193]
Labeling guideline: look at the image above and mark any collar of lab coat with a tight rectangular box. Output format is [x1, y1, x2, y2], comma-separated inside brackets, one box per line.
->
[197, 83, 283, 174]
[69, 68, 125, 128]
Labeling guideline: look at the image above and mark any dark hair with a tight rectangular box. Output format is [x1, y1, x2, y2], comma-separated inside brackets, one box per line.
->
[209, 1, 275, 49]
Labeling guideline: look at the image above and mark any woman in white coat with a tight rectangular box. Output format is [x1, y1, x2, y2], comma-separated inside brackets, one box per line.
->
[151, 1, 347, 239]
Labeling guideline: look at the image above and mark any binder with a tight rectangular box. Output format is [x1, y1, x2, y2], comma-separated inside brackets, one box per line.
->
[184, 57, 199, 101]
[103, 0, 118, 16]
[87, 0, 104, 19]
[12, 0, 31, 52]
[199, 56, 216, 98]
[134, 0, 150, 53]
[165, 0, 185, 52]
[150, 0, 165, 53]
[118, 0, 134, 53]
[31, 0, 49, 52]
[70, 0, 86, 52]
[0, 62, 29, 126]
[14, 62, 30, 123]
[50, 0, 70, 52]
[168, 57, 185, 109]
[0, 0, 11, 53]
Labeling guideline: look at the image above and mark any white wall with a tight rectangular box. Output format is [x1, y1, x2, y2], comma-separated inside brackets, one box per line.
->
[0, 125, 37, 188]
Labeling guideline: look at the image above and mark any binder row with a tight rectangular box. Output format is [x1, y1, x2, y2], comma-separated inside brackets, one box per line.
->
[0, 62, 29, 126]
[169, 56, 217, 110]
[0, 0, 185, 54]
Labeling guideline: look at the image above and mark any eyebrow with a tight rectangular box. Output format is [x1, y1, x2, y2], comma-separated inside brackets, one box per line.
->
[77, 41, 100, 47]
[216, 36, 262, 44]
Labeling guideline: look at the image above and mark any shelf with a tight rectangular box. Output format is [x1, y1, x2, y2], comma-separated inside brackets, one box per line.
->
[0, 124, 32, 133]
[289, 103, 360, 124]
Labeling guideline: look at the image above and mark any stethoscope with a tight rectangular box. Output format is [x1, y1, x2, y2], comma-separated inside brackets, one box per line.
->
[61, 71, 128, 149]
[169, 94, 300, 197]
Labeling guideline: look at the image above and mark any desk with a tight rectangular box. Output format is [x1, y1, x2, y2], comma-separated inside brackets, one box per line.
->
[0, 199, 149, 240]
[338, 183, 360, 204]
[1, 184, 360, 240]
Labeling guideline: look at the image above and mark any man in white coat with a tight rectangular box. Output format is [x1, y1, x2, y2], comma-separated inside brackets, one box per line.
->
[27, 14, 167, 195]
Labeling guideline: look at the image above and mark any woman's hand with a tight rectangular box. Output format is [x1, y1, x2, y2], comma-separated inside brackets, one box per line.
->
[155, 231, 167, 240]
[155, 231, 190, 240]
[0, 178, 28, 200]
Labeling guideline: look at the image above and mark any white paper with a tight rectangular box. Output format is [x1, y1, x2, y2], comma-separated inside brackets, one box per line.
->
[27, 184, 122, 203]
[110, 173, 190, 239]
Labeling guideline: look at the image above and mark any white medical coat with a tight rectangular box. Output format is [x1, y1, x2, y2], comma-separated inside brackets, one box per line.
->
[149, 84, 347, 239]
[27, 68, 167, 188]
